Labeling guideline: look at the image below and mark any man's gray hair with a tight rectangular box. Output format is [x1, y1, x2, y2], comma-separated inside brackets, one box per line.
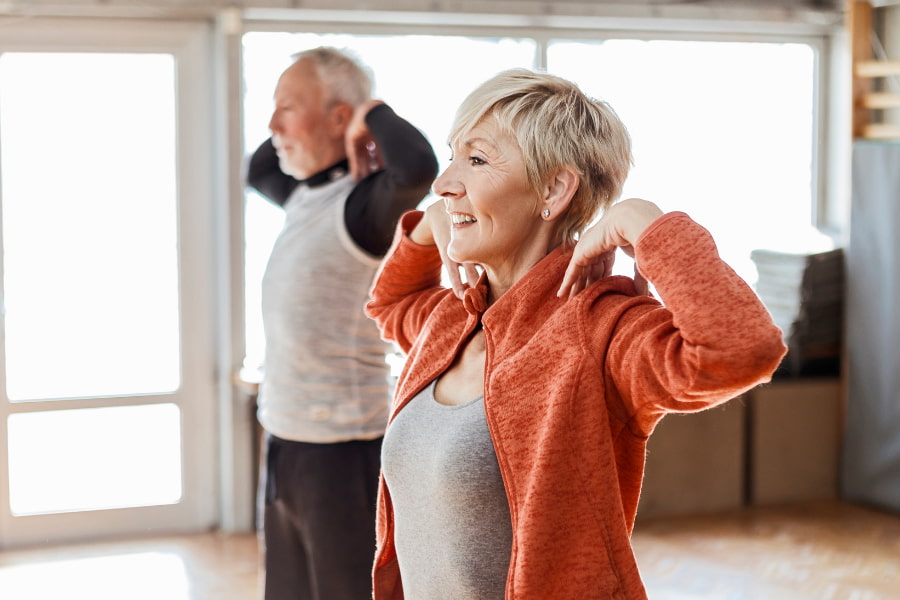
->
[292, 46, 373, 107]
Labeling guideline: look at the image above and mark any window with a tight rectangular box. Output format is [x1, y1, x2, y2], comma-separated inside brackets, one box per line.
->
[241, 31, 824, 369]
[0, 52, 180, 401]
[1, 53, 183, 517]
[548, 39, 825, 280]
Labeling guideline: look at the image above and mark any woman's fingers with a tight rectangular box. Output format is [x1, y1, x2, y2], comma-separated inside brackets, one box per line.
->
[558, 248, 615, 298]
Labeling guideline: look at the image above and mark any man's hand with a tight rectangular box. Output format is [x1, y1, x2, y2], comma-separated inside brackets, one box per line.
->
[345, 100, 385, 181]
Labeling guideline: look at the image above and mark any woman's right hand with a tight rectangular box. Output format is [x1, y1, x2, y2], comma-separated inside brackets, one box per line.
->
[411, 199, 480, 299]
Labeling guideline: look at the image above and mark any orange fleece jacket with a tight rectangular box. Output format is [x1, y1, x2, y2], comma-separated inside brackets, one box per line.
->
[365, 210, 787, 600]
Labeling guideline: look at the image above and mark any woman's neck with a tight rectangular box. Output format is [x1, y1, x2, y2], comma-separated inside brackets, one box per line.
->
[483, 244, 558, 306]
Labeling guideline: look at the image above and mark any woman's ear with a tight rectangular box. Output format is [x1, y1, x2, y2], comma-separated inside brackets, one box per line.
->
[540, 166, 579, 220]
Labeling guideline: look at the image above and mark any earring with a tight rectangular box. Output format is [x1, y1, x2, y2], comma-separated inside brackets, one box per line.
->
[542, 209, 551, 219]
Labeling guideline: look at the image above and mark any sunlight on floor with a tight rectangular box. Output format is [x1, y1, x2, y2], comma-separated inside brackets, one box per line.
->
[0, 531, 260, 600]
[0, 552, 190, 600]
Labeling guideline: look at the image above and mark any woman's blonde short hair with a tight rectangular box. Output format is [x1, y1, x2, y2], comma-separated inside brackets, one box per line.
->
[450, 68, 632, 248]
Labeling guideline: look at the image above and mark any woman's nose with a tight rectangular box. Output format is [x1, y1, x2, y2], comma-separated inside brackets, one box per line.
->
[432, 164, 462, 198]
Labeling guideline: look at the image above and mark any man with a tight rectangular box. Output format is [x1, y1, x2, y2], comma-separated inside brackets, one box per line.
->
[246, 47, 437, 600]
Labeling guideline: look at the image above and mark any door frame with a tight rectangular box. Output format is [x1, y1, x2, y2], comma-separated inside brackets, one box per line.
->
[0, 17, 222, 547]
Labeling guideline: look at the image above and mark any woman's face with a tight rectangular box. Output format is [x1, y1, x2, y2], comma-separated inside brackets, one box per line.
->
[433, 117, 546, 276]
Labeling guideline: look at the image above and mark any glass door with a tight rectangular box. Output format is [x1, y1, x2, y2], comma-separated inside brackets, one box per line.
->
[0, 20, 218, 547]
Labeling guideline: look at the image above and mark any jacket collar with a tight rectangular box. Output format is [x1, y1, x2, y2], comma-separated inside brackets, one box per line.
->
[458, 248, 572, 350]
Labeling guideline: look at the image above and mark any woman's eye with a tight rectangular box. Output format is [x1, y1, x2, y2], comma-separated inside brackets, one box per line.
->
[469, 156, 485, 166]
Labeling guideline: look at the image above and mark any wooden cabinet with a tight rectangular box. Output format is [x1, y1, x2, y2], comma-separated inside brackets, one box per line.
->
[639, 378, 841, 520]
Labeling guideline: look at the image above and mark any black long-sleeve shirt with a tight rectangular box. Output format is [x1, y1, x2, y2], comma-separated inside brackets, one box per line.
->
[246, 103, 438, 257]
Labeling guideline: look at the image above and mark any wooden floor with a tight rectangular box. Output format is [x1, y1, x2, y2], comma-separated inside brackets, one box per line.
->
[0, 501, 898, 599]
[632, 501, 900, 599]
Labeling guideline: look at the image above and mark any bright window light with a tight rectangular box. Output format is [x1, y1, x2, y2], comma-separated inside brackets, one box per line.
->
[0, 52, 181, 401]
[549, 39, 823, 282]
[8, 404, 183, 515]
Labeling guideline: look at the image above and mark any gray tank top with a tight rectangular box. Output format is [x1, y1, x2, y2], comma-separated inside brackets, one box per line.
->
[381, 380, 513, 599]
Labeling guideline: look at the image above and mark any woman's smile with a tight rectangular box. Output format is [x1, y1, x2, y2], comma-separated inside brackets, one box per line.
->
[449, 211, 477, 225]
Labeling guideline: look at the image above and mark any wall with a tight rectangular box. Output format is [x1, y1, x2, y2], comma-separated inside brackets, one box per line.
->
[0, 0, 842, 21]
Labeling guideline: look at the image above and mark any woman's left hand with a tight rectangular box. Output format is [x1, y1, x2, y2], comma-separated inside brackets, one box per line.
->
[558, 198, 663, 299]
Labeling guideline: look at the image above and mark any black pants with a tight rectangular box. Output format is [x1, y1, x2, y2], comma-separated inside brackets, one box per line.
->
[259, 434, 383, 600]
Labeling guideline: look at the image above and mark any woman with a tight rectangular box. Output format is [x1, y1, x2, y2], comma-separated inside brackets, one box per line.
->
[366, 68, 786, 600]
